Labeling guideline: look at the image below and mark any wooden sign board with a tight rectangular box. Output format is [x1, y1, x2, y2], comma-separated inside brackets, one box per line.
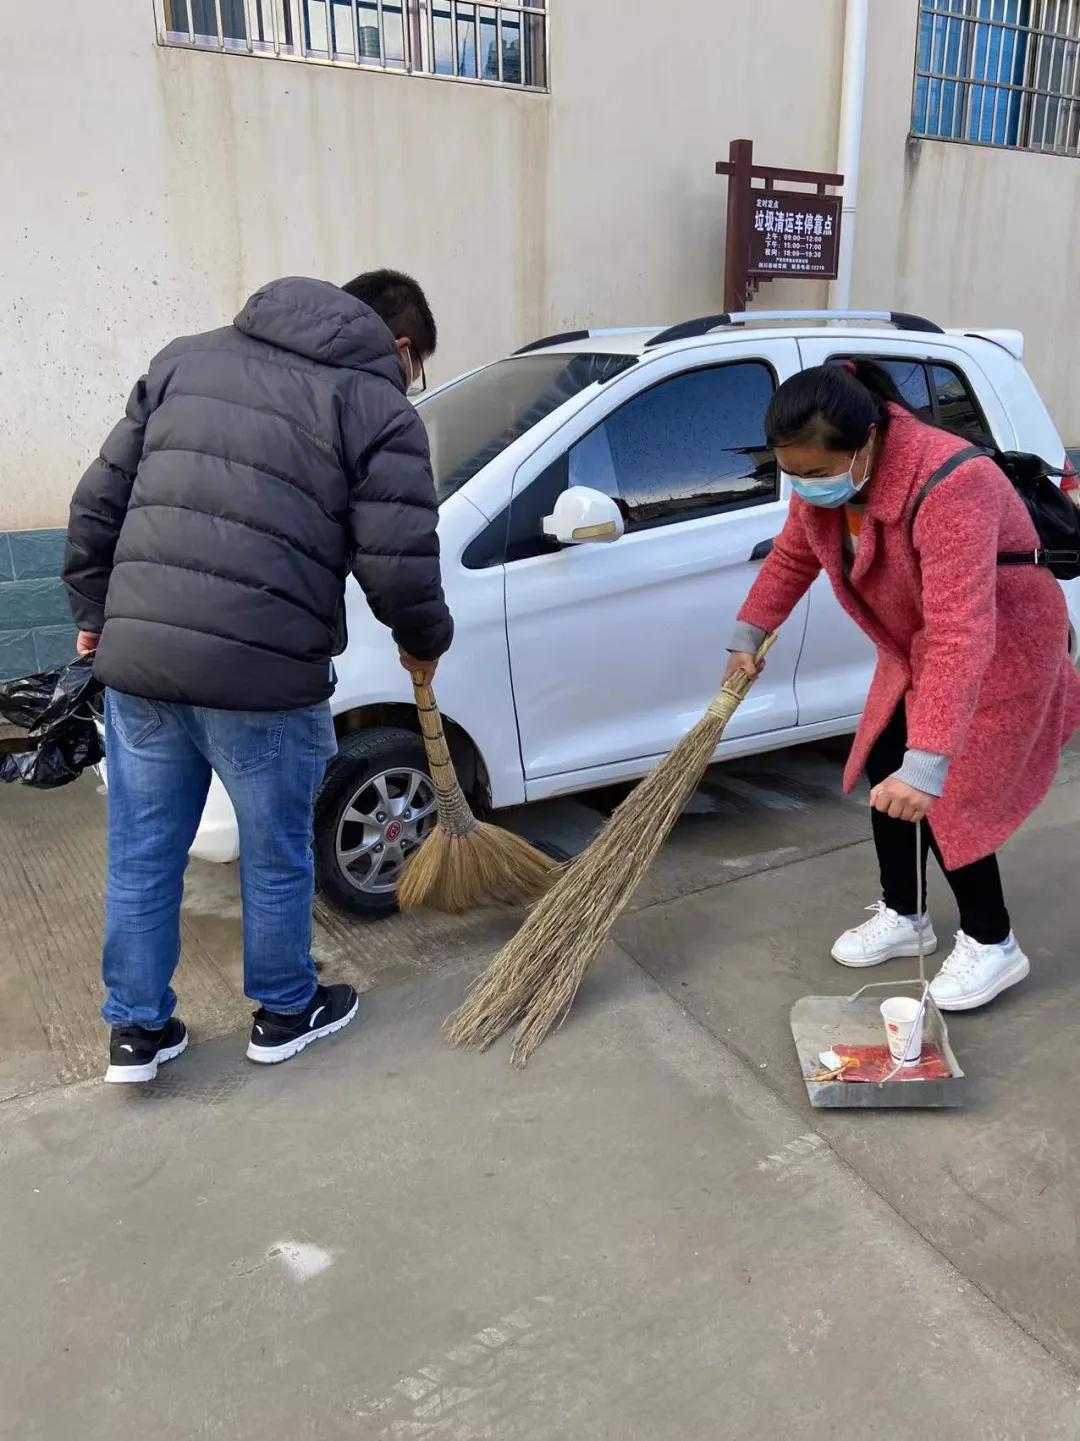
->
[748, 192, 842, 280]
[716, 140, 844, 310]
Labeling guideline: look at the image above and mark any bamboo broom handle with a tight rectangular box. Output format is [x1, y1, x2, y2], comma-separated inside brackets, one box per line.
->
[411, 676, 456, 789]
[412, 674, 478, 837]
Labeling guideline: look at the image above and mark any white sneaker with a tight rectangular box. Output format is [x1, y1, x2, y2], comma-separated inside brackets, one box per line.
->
[929, 932, 1030, 1011]
[831, 901, 938, 968]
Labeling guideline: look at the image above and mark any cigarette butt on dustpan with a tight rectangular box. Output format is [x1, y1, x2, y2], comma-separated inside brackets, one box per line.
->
[396, 675, 557, 915]
[444, 634, 777, 1064]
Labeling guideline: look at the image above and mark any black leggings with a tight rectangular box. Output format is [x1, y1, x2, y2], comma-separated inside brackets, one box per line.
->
[866, 706, 1010, 946]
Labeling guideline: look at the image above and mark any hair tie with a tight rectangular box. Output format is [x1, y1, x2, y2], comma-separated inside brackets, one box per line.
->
[841, 360, 857, 375]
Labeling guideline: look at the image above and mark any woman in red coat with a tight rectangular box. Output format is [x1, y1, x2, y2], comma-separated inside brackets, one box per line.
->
[726, 360, 1080, 1010]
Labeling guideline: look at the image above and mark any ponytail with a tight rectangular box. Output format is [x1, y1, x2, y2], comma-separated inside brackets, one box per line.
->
[765, 358, 911, 452]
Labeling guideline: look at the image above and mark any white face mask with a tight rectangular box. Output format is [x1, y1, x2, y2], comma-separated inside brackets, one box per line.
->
[783, 438, 875, 509]
[403, 347, 427, 398]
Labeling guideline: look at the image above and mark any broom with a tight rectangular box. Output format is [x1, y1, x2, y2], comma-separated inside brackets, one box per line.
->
[444, 635, 776, 1064]
[396, 675, 557, 914]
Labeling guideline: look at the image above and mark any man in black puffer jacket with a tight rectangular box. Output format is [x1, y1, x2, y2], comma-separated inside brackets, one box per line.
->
[63, 272, 453, 1084]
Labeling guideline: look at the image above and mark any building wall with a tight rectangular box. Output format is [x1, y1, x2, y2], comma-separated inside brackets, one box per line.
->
[0, 0, 845, 673]
[2, 0, 1078, 675]
[854, 0, 1080, 432]
[0, 0, 845, 536]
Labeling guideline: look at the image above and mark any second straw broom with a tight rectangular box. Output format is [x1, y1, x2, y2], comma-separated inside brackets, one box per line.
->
[444, 634, 776, 1064]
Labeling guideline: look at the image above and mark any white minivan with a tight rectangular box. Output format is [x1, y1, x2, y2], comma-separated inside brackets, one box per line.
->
[169, 310, 1080, 916]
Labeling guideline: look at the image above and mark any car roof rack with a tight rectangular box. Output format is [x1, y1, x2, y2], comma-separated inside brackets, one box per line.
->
[515, 326, 665, 355]
[644, 309, 944, 348]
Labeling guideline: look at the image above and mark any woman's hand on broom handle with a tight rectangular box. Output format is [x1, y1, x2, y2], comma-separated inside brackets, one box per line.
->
[722, 650, 765, 684]
[400, 651, 439, 688]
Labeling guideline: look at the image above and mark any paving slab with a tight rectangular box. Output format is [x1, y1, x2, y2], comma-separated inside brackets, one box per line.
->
[0, 778, 520, 1102]
[0, 739, 869, 1100]
[2, 960, 1078, 1440]
[617, 769, 1080, 1374]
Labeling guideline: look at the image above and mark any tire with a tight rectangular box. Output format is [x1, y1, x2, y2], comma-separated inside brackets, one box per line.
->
[314, 727, 439, 919]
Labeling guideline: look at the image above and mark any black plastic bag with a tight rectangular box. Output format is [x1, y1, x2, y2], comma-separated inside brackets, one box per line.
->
[0, 654, 100, 730]
[0, 724, 104, 788]
[0, 657, 104, 790]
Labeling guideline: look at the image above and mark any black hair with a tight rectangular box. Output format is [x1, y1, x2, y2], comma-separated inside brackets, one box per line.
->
[341, 269, 438, 356]
[765, 358, 908, 452]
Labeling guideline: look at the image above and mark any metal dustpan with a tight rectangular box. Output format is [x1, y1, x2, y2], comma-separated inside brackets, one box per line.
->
[790, 824, 966, 1110]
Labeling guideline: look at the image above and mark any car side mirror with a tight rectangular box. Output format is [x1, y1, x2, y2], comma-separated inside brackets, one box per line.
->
[542, 486, 625, 545]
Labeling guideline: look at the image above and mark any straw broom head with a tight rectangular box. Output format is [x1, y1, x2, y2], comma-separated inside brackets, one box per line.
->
[443, 636, 776, 1061]
[397, 819, 557, 914]
[397, 677, 556, 914]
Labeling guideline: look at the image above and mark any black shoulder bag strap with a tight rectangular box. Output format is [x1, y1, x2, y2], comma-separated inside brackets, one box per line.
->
[908, 445, 986, 539]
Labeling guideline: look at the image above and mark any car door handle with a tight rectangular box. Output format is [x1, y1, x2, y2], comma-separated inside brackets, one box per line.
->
[749, 539, 774, 562]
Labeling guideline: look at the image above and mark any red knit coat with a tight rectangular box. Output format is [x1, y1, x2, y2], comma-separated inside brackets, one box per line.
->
[738, 405, 1080, 868]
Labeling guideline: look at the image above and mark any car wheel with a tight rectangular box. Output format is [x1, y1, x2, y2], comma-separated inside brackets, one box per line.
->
[314, 727, 439, 919]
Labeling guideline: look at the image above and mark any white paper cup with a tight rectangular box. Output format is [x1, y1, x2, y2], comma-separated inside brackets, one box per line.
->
[880, 996, 924, 1067]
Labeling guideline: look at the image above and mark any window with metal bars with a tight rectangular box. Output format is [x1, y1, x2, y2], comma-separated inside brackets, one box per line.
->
[157, 0, 547, 89]
[912, 0, 1080, 156]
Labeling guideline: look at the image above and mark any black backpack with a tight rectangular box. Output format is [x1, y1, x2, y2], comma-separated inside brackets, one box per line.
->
[910, 444, 1080, 581]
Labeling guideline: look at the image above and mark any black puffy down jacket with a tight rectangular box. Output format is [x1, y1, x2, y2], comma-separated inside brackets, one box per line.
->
[63, 276, 453, 711]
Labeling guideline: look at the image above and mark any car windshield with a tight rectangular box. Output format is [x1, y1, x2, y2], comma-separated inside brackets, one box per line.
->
[416, 351, 637, 503]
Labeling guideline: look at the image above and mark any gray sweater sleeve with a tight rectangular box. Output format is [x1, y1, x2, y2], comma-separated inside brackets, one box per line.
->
[893, 749, 950, 797]
[728, 620, 769, 655]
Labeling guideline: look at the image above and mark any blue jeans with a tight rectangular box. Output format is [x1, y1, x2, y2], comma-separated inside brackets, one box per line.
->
[102, 691, 338, 1029]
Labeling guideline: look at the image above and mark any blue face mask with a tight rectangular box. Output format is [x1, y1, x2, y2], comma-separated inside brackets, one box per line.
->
[784, 446, 872, 509]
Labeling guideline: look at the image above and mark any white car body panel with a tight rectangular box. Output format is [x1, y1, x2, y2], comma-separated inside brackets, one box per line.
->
[504, 337, 806, 786]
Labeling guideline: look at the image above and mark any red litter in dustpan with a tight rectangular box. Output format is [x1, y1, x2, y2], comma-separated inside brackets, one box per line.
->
[835, 1044, 952, 1083]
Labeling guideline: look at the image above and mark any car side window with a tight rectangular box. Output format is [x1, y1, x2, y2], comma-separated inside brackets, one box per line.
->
[929, 365, 992, 443]
[876, 360, 932, 412]
[499, 362, 778, 564]
[830, 353, 992, 445]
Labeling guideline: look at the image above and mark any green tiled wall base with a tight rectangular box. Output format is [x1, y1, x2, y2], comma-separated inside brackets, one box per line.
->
[0, 532, 77, 681]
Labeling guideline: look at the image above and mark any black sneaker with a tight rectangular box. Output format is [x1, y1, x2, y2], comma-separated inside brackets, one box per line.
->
[246, 984, 358, 1065]
[105, 1018, 189, 1084]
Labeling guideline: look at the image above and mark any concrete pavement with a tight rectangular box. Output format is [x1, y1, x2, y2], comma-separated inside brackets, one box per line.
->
[0, 738, 866, 1102]
[2, 740, 1080, 1436]
[3, 961, 1080, 1440]
[622, 774, 1080, 1375]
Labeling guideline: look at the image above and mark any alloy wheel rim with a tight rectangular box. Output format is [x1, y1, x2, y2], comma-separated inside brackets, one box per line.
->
[334, 767, 437, 895]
